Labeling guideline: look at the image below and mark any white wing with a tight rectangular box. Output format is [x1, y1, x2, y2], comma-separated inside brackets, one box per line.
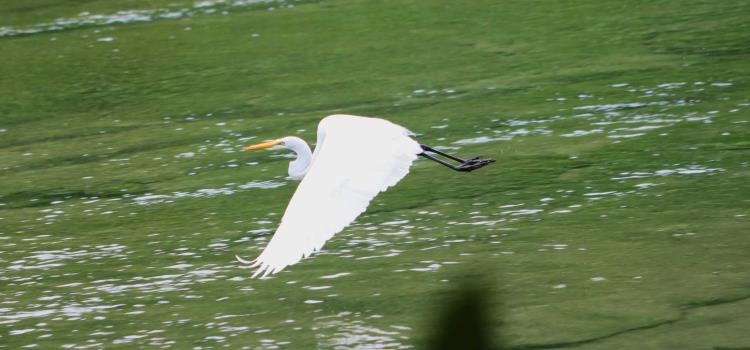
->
[246, 115, 422, 277]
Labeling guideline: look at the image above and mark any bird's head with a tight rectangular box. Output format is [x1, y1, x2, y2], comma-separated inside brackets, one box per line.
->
[243, 136, 313, 180]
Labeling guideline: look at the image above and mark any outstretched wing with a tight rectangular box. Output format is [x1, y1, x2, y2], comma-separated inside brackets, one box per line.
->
[244, 115, 422, 277]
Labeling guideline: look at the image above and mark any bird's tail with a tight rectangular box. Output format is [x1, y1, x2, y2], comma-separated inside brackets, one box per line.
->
[236, 255, 279, 278]
[235, 255, 259, 266]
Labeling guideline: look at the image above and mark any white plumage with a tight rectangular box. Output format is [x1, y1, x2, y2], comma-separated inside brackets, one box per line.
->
[238, 115, 422, 277]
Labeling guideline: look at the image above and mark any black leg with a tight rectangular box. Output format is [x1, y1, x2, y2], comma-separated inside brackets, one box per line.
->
[420, 145, 468, 163]
[419, 152, 462, 171]
[419, 144, 495, 172]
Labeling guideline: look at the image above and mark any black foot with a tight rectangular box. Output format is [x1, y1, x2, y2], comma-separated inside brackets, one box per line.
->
[419, 144, 495, 172]
[456, 157, 496, 172]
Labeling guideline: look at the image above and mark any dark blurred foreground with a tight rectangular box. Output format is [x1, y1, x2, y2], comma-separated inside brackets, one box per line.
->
[425, 277, 503, 350]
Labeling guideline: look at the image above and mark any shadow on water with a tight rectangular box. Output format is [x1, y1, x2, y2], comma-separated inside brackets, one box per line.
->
[424, 275, 505, 350]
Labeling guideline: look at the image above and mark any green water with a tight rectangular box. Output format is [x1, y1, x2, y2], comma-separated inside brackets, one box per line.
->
[1, 0, 749, 348]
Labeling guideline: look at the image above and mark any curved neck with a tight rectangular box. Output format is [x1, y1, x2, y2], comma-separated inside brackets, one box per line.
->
[282, 137, 312, 180]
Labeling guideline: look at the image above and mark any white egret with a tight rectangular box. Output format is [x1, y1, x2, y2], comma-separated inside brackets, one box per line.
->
[237, 114, 493, 277]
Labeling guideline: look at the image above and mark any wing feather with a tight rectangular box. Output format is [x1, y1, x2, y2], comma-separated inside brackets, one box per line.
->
[248, 115, 421, 277]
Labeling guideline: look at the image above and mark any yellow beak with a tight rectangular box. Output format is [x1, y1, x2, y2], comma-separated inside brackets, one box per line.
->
[243, 139, 283, 151]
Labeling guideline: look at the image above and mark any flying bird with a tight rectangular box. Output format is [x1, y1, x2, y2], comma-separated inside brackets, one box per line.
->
[236, 114, 494, 277]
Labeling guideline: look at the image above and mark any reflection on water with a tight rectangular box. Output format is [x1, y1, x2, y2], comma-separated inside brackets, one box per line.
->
[0, 0, 286, 38]
[133, 180, 286, 206]
[443, 81, 740, 148]
[315, 312, 413, 349]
